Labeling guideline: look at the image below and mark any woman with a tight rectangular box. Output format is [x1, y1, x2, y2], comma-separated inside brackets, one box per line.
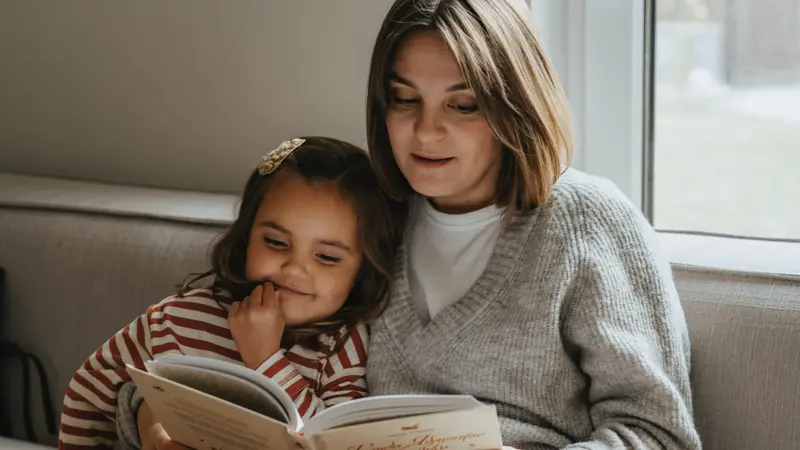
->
[117, 0, 701, 448]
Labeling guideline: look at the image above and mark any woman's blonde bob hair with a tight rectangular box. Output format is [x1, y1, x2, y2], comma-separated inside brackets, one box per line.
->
[366, 0, 573, 215]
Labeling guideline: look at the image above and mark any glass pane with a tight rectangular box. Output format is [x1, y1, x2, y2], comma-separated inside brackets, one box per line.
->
[652, 0, 800, 240]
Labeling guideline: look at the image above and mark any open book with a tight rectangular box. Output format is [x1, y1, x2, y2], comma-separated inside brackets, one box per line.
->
[126, 354, 503, 450]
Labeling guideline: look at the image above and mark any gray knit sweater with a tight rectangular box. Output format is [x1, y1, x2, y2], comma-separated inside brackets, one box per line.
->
[366, 170, 700, 449]
[114, 170, 700, 449]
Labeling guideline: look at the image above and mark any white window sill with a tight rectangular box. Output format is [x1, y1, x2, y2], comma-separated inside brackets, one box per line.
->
[659, 231, 800, 278]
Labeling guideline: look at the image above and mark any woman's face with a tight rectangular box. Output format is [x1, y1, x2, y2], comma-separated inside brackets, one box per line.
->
[385, 30, 503, 214]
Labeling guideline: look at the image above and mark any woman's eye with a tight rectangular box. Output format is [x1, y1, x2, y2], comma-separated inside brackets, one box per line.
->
[451, 103, 478, 114]
[265, 237, 288, 248]
[316, 253, 341, 264]
[392, 96, 419, 107]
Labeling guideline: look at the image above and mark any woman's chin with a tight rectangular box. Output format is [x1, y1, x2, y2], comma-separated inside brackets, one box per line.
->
[407, 181, 456, 201]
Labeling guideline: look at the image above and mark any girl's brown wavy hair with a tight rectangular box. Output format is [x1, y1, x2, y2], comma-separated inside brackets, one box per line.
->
[180, 136, 407, 354]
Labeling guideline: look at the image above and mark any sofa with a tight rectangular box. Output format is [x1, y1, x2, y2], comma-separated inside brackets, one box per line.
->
[1, 173, 798, 449]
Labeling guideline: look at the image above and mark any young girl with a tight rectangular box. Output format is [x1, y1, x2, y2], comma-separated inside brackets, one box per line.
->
[57, 137, 406, 450]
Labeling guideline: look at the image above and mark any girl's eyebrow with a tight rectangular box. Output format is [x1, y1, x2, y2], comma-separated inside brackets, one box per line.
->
[319, 239, 354, 254]
[389, 73, 469, 92]
[256, 221, 290, 234]
[257, 220, 354, 254]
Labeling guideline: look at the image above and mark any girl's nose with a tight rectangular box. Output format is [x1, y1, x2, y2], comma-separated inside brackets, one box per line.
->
[281, 254, 308, 279]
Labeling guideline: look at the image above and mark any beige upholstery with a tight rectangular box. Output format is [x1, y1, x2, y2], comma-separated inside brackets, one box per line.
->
[1, 173, 799, 449]
[0, 438, 49, 450]
[675, 268, 800, 448]
[0, 174, 229, 447]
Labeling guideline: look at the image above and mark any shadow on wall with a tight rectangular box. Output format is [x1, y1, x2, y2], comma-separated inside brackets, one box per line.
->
[0, 0, 395, 194]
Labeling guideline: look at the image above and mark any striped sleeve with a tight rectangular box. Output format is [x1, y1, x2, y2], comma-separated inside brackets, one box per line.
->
[255, 324, 369, 420]
[58, 307, 155, 450]
[58, 292, 234, 449]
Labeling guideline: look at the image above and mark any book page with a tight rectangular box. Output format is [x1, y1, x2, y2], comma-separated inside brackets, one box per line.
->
[303, 395, 484, 434]
[310, 405, 503, 450]
[128, 365, 293, 450]
[151, 353, 302, 430]
[146, 361, 288, 423]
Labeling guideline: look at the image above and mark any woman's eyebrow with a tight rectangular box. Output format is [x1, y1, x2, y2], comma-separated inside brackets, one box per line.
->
[389, 74, 469, 92]
[389, 74, 416, 88]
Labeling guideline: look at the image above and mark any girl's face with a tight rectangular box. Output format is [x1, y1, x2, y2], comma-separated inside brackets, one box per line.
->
[245, 171, 363, 326]
[385, 30, 503, 214]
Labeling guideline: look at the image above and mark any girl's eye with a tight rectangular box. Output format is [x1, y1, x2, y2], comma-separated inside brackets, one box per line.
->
[316, 253, 341, 264]
[265, 237, 288, 248]
[450, 103, 478, 114]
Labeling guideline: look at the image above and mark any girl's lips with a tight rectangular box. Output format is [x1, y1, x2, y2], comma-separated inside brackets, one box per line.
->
[272, 283, 312, 296]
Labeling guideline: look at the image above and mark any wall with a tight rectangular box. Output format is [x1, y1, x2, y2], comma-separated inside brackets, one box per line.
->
[0, 0, 393, 194]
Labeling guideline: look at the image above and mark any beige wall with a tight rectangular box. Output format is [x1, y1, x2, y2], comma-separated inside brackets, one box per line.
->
[0, 0, 393, 194]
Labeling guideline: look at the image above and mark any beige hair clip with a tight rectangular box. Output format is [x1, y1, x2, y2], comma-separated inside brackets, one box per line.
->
[258, 138, 306, 175]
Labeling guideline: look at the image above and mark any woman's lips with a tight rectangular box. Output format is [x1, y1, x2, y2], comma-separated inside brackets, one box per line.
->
[412, 154, 454, 168]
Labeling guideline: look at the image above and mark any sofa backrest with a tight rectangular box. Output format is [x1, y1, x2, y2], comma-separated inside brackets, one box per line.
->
[0, 174, 230, 446]
[1, 173, 799, 449]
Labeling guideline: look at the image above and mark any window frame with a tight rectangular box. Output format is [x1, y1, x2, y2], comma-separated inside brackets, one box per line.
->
[531, 0, 800, 277]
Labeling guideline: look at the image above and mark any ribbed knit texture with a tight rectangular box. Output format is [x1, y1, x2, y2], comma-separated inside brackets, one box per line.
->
[366, 169, 701, 449]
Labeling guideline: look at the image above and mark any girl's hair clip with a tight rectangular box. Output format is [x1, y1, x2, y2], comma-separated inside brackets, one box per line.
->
[258, 138, 306, 175]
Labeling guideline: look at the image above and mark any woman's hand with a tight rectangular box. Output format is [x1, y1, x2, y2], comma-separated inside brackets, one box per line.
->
[137, 401, 190, 450]
[228, 282, 286, 370]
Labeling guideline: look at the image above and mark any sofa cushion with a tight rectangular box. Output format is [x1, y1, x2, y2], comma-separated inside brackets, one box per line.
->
[674, 266, 800, 450]
[0, 436, 52, 450]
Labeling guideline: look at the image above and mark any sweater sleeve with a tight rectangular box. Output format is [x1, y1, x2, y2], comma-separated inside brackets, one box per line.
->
[560, 189, 701, 450]
[115, 381, 145, 450]
[58, 306, 156, 450]
[254, 323, 369, 420]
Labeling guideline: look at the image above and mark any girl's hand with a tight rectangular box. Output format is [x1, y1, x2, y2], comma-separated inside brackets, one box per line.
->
[228, 282, 286, 370]
[137, 402, 190, 450]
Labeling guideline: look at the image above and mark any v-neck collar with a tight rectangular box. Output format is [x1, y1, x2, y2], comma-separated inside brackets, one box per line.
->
[379, 207, 541, 363]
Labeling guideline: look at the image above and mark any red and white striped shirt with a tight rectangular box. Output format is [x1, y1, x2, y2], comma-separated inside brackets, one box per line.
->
[58, 288, 368, 450]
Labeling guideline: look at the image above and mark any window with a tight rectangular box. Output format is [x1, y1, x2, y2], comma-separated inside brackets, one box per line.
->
[531, 0, 799, 275]
[651, 0, 800, 240]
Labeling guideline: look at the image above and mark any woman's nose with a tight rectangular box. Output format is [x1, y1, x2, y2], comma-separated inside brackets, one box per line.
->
[414, 106, 445, 144]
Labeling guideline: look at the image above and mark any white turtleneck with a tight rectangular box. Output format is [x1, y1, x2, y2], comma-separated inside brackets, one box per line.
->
[407, 196, 505, 324]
